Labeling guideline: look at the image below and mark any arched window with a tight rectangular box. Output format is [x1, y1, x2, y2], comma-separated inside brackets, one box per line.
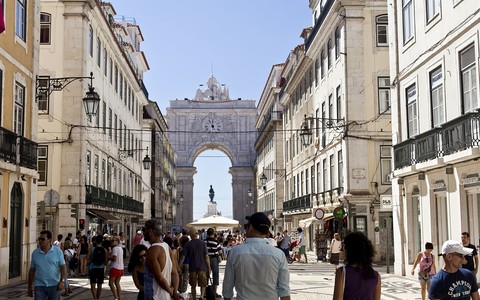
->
[376, 14, 388, 46]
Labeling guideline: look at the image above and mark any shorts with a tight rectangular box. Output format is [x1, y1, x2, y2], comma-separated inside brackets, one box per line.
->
[330, 253, 340, 265]
[418, 274, 432, 284]
[89, 267, 105, 284]
[189, 271, 207, 288]
[298, 245, 306, 255]
[110, 267, 124, 278]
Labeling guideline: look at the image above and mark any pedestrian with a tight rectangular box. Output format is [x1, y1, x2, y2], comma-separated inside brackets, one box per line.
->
[127, 244, 148, 300]
[177, 235, 190, 298]
[143, 218, 180, 300]
[181, 227, 211, 300]
[329, 233, 343, 269]
[296, 227, 308, 263]
[206, 227, 222, 298]
[133, 230, 144, 249]
[119, 231, 128, 259]
[411, 242, 436, 300]
[223, 212, 291, 300]
[63, 240, 75, 295]
[429, 240, 479, 299]
[109, 236, 124, 300]
[462, 232, 478, 275]
[79, 235, 89, 276]
[27, 230, 67, 299]
[53, 234, 64, 252]
[88, 234, 108, 300]
[279, 230, 292, 260]
[332, 232, 381, 300]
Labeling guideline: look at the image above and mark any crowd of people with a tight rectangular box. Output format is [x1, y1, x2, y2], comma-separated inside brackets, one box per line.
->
[27, 221, 480, 300]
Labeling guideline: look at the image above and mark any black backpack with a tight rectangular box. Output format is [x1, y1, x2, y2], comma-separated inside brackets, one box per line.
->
[92, 246, 106, 265]
[68, 252, 79, 271]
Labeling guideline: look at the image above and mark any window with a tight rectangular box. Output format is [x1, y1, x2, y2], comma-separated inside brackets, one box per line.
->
[330, 154, 335, 189]
[328, 94, 333, 124]
[94, 155, 99, 186]
[335, 27, 341, 58]
[336, 85, 342, 120]
[114, 114, 118, 143]
[430, 67, 444, 126]
[89, 26, 93, 57]
[40, 13, 51, 44]
[103, 48, 108, 77]
[15, 0, 26, 41]
[322, 158, 327, 192]
[108, 108, 112, 139]
[96, 38, 101, 67]
[109, 58, 113, 84]
[376, 15, 388, 46]
[407, 84, 418, 137]
[114, 65, 118, 92]
[320, 49, 325, 78]
[380, 145, 392, 185]
[14, 82, 25, 135]
[426, 0, 440, 23]
[38, 146, 48, 185]
[402, 0, 414, 43]
[86, 150, 91, 185]
[378, 77, 391, 113]
[102, 101, 106, 134]
[101, 159, 106, 189]
[311, 165, 315, 194]
[327, 39, 333, 69]
[460, 45, 478, 113]
[321, 102, 326, 147]
[119, 74, 123, 99]
[338, 150, 343, 187]
[315, 59, 319, 86]
[119, 120, 123, 148]
[305, 169, 309, 195]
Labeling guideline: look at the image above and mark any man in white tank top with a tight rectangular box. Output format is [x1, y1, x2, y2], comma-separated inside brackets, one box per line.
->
[143, 219, 180, 300]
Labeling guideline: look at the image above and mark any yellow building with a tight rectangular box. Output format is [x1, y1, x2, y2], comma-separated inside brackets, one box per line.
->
[0, 0, 39, 286]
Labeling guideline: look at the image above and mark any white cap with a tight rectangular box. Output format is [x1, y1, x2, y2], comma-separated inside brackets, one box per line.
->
[441, 240, 474, 255]
[137, 230, 142, 234]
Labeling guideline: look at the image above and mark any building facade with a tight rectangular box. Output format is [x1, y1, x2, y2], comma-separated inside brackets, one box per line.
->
[390, 0, 480, 276]
[255, 64, 286, 233]
[278, 0, 392, 261]
[37, 0, 150, 244]
[0, 0, 39, 286]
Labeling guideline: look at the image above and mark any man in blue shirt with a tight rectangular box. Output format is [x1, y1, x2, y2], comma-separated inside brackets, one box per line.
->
[27, 230, 67, 300]
[222, 212, 291, 300]
[429, 240, 479, 300]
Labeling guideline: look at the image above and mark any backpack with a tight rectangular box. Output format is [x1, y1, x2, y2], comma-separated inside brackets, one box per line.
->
[92, 246, 106, 265]
[68, 252, 79, 271]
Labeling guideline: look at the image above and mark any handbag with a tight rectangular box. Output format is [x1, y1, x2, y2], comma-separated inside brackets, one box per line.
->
[205, 278, 216, 300]
[418, 264, 432, 280]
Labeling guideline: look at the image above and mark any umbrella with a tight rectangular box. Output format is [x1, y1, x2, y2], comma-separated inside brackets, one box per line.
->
[186, 215, 240, 230]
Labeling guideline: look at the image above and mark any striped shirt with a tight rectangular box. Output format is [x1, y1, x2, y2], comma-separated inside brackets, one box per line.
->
[205, 237, 221, 257]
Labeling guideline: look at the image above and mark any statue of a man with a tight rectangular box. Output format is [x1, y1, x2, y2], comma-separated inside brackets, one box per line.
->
[209, 185, 215, 202]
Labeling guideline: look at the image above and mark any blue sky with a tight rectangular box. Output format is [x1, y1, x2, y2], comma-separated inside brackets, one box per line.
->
[111, 1, 311, 220]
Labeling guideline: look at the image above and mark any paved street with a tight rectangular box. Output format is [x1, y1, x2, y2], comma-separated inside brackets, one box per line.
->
[0, 252, 425, 300]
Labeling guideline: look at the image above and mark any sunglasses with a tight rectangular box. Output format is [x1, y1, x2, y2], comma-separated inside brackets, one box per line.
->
[38, 237, 47, 241]
[139, 254, 147, 258]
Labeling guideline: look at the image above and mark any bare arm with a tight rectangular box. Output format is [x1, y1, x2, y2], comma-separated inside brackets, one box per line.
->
[471, 291, 480, 300]
[132, 268, 144, 292]
[146, 247, 174, 297]
[280, 296, 291, 300]
[27, 268, 35, 297]
[474, 255, 478, 275]
[411, 252, 422, 275]
[332, 267, 344, 300]
[169, 248, 179, 291]
[373, 273, 381, 300]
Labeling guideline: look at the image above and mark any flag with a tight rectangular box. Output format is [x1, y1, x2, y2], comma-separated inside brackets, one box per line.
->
[0, 0, 5, 34]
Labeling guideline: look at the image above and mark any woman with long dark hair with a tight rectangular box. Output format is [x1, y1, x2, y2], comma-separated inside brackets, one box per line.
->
[127, 244, 148, 300]
[332, 232, 381, 300]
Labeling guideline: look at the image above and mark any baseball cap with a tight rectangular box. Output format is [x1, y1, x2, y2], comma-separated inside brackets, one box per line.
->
[441, 240, 474, 256]
[137, 230, 142, 234]
[245, 212, 271, 234]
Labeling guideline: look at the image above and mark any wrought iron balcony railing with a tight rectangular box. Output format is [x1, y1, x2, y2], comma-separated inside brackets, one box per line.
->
[394, 111, 480, 169]
[0, 127, 38, 170]
[19, 136, 38, 170]
[86, 185, 143, 213]
[0, 127, 17, 164]
[283, 194, 312, 213]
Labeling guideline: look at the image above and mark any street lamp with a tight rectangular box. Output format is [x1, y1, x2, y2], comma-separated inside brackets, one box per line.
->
[299, 114, 344, 147]
[260, 173, 267, 186]
[36, 72, 100, 116]
[118, 147, 152, 170]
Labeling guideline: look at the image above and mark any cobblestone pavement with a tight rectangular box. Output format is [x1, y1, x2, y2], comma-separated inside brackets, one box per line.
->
[0, 252, 425, 299]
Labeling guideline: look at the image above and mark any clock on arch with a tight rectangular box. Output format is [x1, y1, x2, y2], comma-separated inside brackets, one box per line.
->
[203, 116, 223, 132]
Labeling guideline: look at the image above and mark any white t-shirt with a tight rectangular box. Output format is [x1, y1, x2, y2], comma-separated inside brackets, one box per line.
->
[111, 245, 124, 270]
[298, 232, 306, 246]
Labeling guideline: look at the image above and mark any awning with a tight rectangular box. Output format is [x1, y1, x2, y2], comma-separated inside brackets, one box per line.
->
[87, 209, 121, 223]
[299, 216, 317, 228]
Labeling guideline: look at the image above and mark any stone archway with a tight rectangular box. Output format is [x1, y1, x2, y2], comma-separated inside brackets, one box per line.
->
[166, 76, 257, 225]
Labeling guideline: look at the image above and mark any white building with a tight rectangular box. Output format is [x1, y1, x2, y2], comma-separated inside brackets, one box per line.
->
[37, 1, 150, 240]
[390, 0, 480, 276]
[278, 0, 392, 261]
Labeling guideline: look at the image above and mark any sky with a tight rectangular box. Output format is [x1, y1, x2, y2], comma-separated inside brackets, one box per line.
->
[110, 1, 312, 220]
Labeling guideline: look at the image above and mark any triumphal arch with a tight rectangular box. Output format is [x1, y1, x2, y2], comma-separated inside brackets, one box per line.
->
[166, 75, 257, 225]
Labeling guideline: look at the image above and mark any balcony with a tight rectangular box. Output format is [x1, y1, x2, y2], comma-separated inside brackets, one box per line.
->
[283, 194, 312, 213]
[0, 127, 38, 170]
[86, 185, 143, 213]
[256, 111, 282, 144]
[394, 111, 480, 169]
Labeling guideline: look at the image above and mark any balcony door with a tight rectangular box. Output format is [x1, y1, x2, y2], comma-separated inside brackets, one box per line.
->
[9, 182, 23, 278]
